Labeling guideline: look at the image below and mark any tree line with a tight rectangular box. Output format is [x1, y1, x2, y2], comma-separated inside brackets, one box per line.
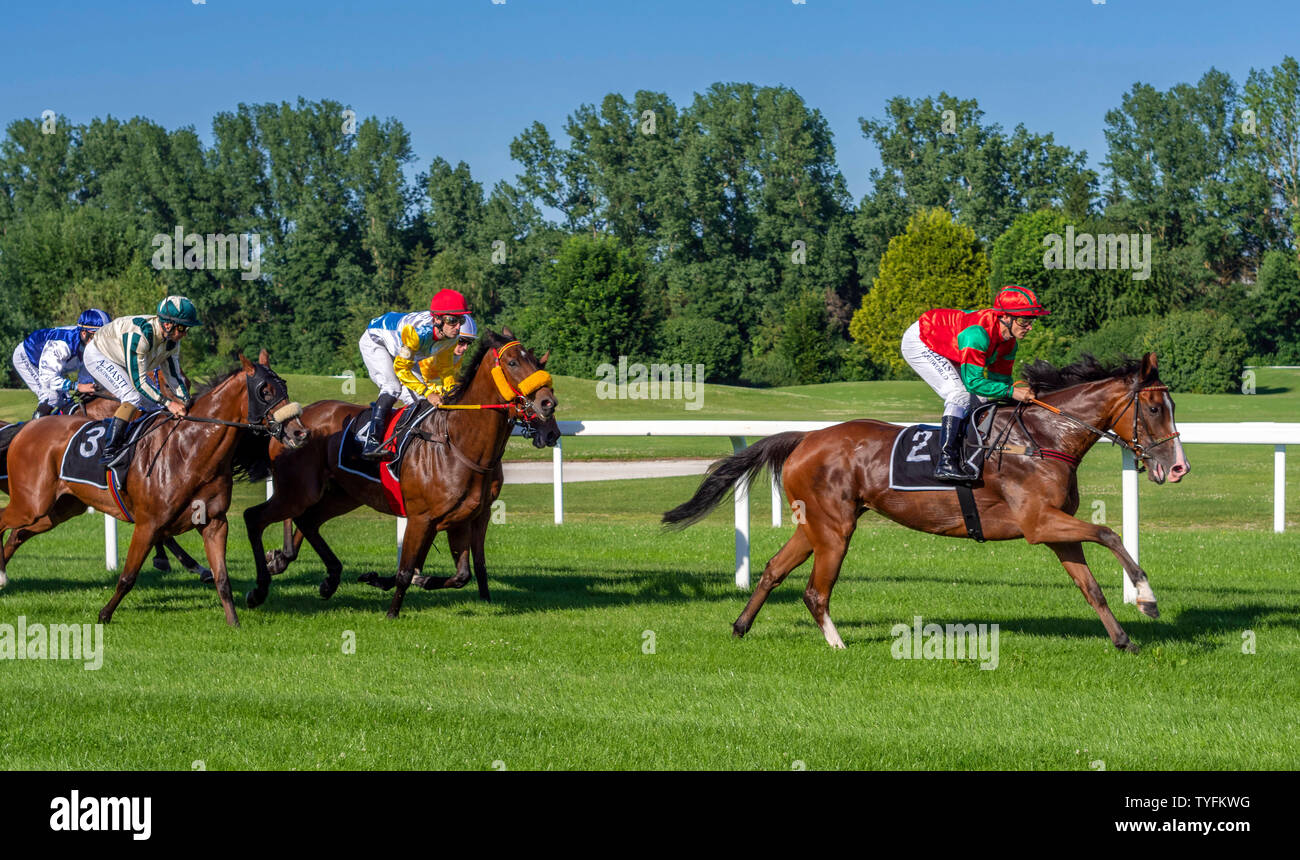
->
[2, 57, 1298, 393]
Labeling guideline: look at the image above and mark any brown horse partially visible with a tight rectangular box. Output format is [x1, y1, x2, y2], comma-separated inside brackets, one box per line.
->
[663, 353, 1190, 652]
[0, 353, 309, 625]
[243, 329, 559, 617]
[67, 384, 213, 579]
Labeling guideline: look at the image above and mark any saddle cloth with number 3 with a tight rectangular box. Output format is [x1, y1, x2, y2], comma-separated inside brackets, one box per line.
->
[59, 414, 162, 490]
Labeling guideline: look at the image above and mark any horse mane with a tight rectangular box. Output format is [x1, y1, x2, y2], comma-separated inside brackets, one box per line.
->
[1020, 353, 1152, 394]
[189, 365, 246, 399]
[443, 330, 510, 405]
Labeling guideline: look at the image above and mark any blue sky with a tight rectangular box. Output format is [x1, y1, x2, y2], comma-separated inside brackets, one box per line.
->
[5, 0, 1297, 204]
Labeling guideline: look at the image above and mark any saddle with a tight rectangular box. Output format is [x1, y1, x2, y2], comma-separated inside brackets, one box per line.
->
[0, 422, 24, 481]
[340, 402, 434, 515]
[60, 413, 163, 491]
[889, 403, 999, 492]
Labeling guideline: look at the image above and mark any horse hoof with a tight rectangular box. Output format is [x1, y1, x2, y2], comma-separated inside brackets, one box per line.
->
[1137, 599, 1159, 619]
[731, 625, 746, 639]
[319, 578, 340, 600]
[198, 568, 214, 586]
[1122, 641, 1140, 654]
[246, 590, 265, 609]
[153, 558, 171, 572]
[385, 609, 400, 620]
[97, 611, 112, 625]
[266, 550, 287, 576]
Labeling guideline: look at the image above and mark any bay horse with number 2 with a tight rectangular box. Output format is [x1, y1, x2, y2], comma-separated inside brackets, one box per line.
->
[663, 353, 1189, 652]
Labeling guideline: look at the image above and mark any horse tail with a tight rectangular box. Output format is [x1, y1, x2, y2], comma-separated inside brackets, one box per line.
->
[662, 431, 806, 530]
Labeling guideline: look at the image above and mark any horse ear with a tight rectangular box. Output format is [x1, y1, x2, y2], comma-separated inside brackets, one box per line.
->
[502, 326, 514, 340]
[258, 348, 269, 366]
[539, 350, 550, 367]
[1141, 352, 1158, 380]
[239, 353, 255, 374]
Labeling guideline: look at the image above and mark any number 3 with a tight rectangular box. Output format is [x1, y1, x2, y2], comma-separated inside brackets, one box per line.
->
[79, 426, 106, 458]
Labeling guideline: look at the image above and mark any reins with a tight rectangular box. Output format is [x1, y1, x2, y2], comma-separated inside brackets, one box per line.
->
[1014, 382, 1180, 473]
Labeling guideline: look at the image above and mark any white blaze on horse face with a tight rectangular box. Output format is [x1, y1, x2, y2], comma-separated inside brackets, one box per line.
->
[1164, 391, 1190, 481]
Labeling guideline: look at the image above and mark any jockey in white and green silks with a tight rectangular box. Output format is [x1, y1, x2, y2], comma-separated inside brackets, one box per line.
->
[84, 295, 200, 465]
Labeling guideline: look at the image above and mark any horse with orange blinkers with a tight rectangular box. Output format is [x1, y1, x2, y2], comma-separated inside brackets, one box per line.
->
[243, 329, 559, 617]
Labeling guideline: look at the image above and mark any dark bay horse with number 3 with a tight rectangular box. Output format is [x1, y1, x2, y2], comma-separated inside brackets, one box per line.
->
[242, 329, 558, 617]
[0, 352, 309, 625]
[664, 353, 1189, 652]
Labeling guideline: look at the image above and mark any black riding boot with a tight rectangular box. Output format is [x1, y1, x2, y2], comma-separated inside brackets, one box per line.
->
[98, 417, 128, 466]
[33, 401, 54, 419]
[360, 393, 397, 461]
[933, 415, 977, 482]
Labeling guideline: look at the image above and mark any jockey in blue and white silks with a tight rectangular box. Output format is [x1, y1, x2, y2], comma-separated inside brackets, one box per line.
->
[12, 309, 111, 418]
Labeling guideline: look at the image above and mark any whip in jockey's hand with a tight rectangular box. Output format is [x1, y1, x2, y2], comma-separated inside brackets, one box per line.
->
[899, 285, 1050, 482]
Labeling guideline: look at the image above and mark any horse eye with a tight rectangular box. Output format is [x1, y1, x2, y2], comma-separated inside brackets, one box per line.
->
[1148, 405, 1159, 414]
[509, 360, 518, 368]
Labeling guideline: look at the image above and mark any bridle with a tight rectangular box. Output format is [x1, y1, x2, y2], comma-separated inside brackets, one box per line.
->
[175, 366, 303, 444]
[1027, 383, 1180, 473]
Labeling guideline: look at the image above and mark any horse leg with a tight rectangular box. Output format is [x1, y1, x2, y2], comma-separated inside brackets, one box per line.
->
[267, 520, 306, 575]
[733, 526, 813, 638]
[244, 493, 311, 609]
[98, 524, 160, 624]
[1023, 510, 1159, 620]
[197, 514, 239, 627]
[152, 543, 171, 572]
[386, 516, 437, 619]
[416, 524, 471, 591]
[0, 495, 86, 588]
[1048, 542, 1137, 653]
[293, 492, 359, 599]
[162, 537, 213, 582]
[470, 503, 491, 601]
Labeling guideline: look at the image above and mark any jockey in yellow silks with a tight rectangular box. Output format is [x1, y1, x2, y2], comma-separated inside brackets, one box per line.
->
[357, 288, 469, 460]
[414, 314, 477, 398]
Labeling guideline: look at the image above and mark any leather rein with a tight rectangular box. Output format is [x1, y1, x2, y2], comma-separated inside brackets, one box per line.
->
[1011, 384, 1181, 473]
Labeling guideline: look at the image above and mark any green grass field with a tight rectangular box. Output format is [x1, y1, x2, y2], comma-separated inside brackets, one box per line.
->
[0, 369, 1296, 770]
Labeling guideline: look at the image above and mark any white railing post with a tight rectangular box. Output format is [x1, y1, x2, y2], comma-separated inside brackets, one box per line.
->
[731, 436, 749, 589]
[396, 517, 406, 563]
[104, 512, 117, 571]
[553, 437, 564, 525]
[1276, 444, 1286, 533]
[1121, 448, 1139, 604]
[266, 477, 274, 501]
[771, 469, 781, 527]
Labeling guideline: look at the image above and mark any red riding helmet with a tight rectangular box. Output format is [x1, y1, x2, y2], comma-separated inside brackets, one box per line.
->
[993, 285, 1050, 316]
[429, 289, 471, 316]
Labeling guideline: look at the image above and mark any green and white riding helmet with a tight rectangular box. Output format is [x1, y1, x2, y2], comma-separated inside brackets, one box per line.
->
[157, 295, 202, 327]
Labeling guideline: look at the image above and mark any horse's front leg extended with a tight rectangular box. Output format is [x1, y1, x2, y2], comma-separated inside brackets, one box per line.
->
[387, 516, 436, 618]
[1023, 510, 1158, 618]
[1046, 541, 1136, 652]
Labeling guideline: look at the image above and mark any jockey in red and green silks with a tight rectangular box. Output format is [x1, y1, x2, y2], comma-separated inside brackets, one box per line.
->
[901, 285, 1050, 481]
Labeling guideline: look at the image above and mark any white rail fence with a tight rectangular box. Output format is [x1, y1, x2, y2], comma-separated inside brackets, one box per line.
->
[103, 420, 1298, 605]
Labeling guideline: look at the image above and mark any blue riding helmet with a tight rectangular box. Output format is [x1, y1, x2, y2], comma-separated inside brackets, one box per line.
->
[458, 315, 478, 341]
[78, 308, 111, 330]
